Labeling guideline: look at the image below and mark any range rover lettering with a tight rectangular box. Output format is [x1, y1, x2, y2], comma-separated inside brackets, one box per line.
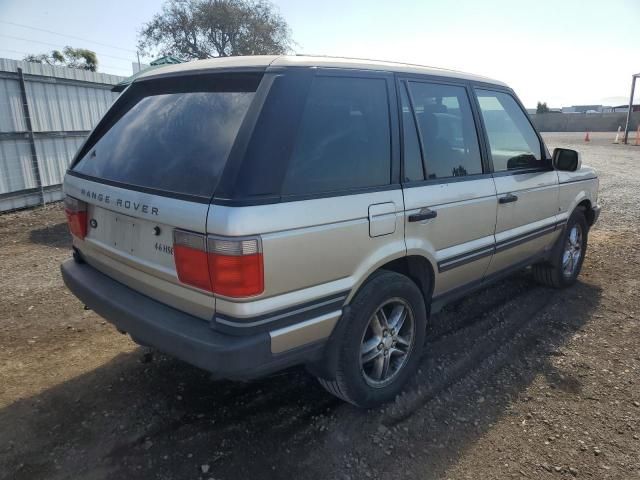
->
[61, 55, 600, 407]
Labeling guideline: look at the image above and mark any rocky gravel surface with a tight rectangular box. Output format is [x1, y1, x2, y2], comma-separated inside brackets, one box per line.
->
[0, 132, 639, 479]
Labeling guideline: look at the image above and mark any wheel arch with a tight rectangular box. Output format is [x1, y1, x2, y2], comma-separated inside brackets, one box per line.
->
[307, 254, 435, 380]
[576, 198, 597, 226]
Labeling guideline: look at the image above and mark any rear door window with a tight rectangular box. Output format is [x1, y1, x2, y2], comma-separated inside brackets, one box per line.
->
[72, 74, 259, 199]
[407, 82, 483, 179]
[281, 75, 391, 195]
[475, 89, 543, 172]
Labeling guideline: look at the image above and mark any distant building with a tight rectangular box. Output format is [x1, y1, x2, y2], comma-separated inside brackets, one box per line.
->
[611, 104, 640, 113]
[561, 105, 605, 114]
[527, 107, 562, 114]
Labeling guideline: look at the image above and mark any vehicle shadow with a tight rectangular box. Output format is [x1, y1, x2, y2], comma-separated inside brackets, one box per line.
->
[0, 273, 601, 480]
[28, 222, 71, 248]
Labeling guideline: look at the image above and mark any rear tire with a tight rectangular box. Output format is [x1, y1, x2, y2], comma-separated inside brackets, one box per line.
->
[533, 208, 588, 288]
[317, 271, 427, 408]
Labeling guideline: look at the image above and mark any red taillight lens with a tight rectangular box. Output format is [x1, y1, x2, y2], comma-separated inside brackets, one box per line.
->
[173, 231, 212, 291]
[173, 231, 264, 298]
[64, 196, 87, 239]
[207, 237, 263, 297]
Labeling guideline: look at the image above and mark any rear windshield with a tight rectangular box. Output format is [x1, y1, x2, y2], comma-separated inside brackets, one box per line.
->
[72, 73, 260, 199]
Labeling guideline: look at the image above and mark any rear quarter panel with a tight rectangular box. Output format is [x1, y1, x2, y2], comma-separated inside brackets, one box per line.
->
[207, 190, 406, 319]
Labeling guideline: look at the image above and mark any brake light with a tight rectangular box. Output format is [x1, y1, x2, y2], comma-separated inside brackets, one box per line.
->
[173, 231, 212, 291]
[64, 196, 88, 239]
[173, 230, 264, 298]
[208, 238, 264, 297]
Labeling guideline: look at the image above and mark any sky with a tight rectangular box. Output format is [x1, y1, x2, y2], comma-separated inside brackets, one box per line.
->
[0, 0, 638, 108]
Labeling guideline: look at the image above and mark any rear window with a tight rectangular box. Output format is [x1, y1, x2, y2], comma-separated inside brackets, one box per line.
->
[72, 74, 260, 199]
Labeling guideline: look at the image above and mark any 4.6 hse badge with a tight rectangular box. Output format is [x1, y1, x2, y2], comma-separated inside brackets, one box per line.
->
[154, 242, 173, 255]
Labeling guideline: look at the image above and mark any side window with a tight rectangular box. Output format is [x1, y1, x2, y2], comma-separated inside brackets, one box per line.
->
[475, 90, 543, 172]
[407, 82, 483, 179]
[282, 76, 391, 195]
[399, 82, 424, 182]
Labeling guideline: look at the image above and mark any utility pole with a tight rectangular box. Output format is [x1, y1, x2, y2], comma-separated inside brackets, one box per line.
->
[623, 73, 639, 144]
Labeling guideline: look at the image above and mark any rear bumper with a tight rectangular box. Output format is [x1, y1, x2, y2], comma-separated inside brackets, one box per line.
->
[61, 259, 323, 379]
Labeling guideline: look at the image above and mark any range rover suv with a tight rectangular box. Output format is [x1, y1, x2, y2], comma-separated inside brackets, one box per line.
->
[61, 55, 600, 407]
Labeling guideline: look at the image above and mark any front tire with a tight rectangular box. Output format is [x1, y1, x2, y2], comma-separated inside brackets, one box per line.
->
[318, 271, 427, 408]
[533, 207, 588, 288]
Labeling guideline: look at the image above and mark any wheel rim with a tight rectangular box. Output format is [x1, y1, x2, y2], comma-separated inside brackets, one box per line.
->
[562, 224, 583, 277]
[359, 298, 415, 388]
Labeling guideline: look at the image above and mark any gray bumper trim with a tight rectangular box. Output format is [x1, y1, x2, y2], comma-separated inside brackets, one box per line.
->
[61, 259, 321, 379]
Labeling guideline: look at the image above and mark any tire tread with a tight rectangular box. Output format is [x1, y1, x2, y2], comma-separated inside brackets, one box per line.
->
[317, 271, 427, 407]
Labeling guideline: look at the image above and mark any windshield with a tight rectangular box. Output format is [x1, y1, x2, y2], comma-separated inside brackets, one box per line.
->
[72, 73, 260, 199]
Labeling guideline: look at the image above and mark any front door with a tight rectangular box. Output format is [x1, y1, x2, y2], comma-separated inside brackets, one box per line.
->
[399, 79, 497, 298]
[474, 89, 560, 276]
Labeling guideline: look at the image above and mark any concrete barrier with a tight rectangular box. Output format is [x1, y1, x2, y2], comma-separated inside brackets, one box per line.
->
[530, 112, 640, 132]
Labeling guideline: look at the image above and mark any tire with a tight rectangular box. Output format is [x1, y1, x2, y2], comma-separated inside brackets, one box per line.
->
[533, 207, 588, 288]
[317, 271, 427, 408]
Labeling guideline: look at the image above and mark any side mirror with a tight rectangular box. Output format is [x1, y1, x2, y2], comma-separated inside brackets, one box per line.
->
[552, 148, 581, 172]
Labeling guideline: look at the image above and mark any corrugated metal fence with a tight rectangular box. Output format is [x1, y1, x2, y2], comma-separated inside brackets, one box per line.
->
[0, 58, 124, 212]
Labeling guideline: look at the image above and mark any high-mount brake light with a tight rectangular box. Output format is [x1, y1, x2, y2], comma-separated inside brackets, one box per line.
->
[64, 195, 88, 239]
[172, 231, 264, 298]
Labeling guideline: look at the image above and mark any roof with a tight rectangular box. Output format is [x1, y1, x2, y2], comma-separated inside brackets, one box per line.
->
[112, 56, 187, 92]
[134, 54, 507, 87]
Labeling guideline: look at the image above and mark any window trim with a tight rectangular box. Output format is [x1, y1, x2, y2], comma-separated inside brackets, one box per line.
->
[471, 86, 552, 176]
[400, 80, 427, 180]
[396, 76, 489, 184]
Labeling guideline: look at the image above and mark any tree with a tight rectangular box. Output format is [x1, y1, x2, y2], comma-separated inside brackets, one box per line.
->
[24, 47, 98, 71]
[536, 101, 550, 114]
[138, 0, 293, 60]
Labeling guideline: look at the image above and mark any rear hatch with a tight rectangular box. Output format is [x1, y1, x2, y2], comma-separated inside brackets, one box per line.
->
[64, 72, 262, 319]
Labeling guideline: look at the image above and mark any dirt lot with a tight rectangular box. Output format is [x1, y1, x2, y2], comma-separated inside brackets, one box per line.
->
[1, 132, 639, 480]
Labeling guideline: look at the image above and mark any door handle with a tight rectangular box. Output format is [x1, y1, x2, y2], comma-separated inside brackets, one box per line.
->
[408, 208, 437, 222]
[499, 193, 518, 204]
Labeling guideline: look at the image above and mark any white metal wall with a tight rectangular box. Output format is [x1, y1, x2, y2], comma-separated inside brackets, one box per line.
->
[0, 58, 124, 212]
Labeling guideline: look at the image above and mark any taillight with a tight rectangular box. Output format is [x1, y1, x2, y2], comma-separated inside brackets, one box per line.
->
[173, 230, 264, 298]
[64, 196, 88, 239]
[208, 237, 264, 297]
[173, 231, 212, 291]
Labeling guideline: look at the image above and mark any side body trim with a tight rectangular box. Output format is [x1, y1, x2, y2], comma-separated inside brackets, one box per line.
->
[436, 220, 565, 273]
[214, 291, 349, 334]
[431, 250, 548, 313]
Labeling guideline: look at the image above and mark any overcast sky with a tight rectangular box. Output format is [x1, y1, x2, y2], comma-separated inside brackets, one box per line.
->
[0, 0, 637, 108]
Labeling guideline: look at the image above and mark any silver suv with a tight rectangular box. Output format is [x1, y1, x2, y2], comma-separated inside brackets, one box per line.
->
[61, 55, 600, 407]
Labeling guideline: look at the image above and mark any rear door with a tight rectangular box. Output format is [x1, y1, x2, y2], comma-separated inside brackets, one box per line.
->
[64, 73, 262, 319]
[473, 88, 560, 276]
[400, 78, 497, 298]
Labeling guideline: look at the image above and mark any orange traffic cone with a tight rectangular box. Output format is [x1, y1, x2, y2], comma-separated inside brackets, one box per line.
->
[584, 131, 590, 142]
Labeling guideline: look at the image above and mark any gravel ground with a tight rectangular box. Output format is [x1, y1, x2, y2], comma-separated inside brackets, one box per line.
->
[1, 132, 639, 480]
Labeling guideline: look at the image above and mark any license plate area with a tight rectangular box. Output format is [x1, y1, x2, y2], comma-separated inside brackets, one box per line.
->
[86, 206, 177, 272]
[113, 215, 140, 254]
